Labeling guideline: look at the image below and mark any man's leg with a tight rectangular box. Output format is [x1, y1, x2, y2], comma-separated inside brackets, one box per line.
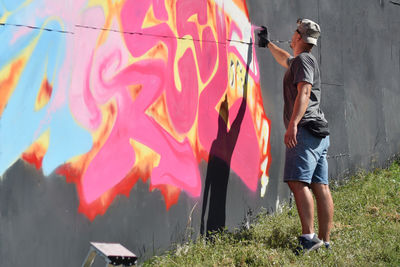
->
[310, 183, 333, 242]
[287, 181, 314, 235]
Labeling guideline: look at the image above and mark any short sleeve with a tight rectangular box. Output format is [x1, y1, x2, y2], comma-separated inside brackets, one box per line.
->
[292, 55, 314, 86]
[287, 56, 295, 67]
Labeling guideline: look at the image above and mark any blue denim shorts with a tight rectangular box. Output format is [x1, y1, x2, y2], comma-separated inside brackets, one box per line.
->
[283, 126, 330, 184]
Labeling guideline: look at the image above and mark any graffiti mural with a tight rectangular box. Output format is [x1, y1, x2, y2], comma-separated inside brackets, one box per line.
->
[0, 0, 271, 220]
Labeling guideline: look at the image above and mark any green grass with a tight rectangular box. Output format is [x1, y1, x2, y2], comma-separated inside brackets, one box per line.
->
[143, 161, 400, 266]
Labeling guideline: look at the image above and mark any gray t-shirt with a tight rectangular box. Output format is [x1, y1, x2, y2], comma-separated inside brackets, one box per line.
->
[283, 52, 327, 129]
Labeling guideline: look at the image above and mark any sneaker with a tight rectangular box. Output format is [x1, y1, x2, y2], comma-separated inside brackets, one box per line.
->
[297, 235, 324, 253]
[324, 242, 331, 249]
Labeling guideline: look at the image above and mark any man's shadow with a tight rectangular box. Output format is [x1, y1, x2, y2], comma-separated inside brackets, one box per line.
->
[200, 41, 252, 237]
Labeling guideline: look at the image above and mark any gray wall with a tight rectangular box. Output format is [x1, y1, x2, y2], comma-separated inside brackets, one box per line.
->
[1, 0, 399, 265]
[250, 0, 400, 182]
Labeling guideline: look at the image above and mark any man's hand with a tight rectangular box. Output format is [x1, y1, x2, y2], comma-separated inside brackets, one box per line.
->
[259, 26, 292, 68]
[284, 122, 298, 148]
[257, 26, 270, 47]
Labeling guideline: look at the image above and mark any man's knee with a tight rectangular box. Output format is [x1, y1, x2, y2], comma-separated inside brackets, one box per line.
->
[310, 183, 333, 201]
[310, 183, 330, 193]
[287, 181, 310, 193]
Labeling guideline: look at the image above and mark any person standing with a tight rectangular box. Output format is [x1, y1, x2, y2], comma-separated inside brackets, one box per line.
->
[258, 19, 334, 252]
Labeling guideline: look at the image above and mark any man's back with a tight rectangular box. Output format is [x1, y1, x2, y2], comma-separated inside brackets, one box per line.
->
[283, 52, 326, 129]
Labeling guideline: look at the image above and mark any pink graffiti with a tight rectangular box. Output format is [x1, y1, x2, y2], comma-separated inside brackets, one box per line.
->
[43, 0, 269, 219]
[77, 0, 262, 204]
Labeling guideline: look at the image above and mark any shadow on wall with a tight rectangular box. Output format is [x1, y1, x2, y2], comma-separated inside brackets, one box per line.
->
[200, 41, 252, 236]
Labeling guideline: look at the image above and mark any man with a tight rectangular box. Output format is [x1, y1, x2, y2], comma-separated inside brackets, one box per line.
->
[258, 19, 334, 252]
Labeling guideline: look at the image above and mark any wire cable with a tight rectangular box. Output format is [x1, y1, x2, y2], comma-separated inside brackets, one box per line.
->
[1, 22, 290, 46]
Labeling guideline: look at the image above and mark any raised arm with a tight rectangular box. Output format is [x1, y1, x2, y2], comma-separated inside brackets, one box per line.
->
[267, 42, 292, 69]
[258, 26, 292, 69]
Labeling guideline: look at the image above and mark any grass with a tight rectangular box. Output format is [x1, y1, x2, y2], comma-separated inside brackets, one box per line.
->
[143, 160, 400, 266]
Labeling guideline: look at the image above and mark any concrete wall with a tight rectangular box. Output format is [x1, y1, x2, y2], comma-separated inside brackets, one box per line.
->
[0, 0, 399, 265]
[250, 0, 400, 182]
